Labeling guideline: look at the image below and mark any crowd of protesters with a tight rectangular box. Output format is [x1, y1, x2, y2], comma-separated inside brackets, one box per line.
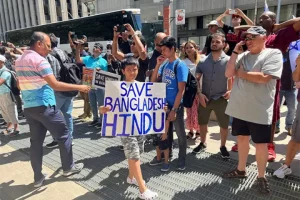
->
[0, 8, 300, 199]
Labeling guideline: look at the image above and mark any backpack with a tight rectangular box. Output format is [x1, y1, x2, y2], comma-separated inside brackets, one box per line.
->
[160, 60, 198, 108]
[52, 52, 81, 97]
[174, 61, 198, 108]
[0, 69, 19, 102]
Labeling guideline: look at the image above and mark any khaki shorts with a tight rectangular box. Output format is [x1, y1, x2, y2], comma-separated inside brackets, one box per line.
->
[198, 98, 229, 129]
[292, 103, 300, 143]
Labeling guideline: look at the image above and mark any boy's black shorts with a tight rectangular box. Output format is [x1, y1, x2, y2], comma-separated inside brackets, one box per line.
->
[153, 135, 169, 151]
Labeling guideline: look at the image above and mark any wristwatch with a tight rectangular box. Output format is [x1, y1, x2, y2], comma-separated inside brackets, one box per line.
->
[171, 108, 178, 113]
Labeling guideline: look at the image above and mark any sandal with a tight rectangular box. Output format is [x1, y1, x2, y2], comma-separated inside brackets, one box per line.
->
[223, 168, 247, 178]
[186, 131, 194, 139]
[1, 129, 13, 135]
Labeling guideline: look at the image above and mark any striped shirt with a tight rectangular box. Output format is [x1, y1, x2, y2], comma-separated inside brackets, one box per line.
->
[15, 50, 56, 108]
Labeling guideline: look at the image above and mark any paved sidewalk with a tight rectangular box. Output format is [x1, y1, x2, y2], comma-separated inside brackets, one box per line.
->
[1, 98, 300, 200]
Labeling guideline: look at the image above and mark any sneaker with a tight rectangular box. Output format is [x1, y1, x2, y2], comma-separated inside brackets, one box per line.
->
[34, 174, 46, 188]
[149, 157, 163, 166]
[267, 143, 276, 162]
[275, 127, 280, 134]
[126, 177, 145, 186]
[1, 129, 13, 135]
[161, 163, 170, 172]
[273, 164, 292, 179]
[220, 146, 230, 159]
[78, 113, 87, 119]
[88, 120, 99, 127]
[95, 123, 102, 129]
[192, 142, 207, 154]
[231, 144, 238, 152]
[256, 177, 271, 194]
[176, 161, 186, 171]
[63, 163, 84, 177]
[46, 141, 58, 149]
[139, 189, 158, 200]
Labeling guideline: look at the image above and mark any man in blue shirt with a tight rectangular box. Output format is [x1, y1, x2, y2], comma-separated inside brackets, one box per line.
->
[76, 42, 108, 128]
[151, 36, 189, 171]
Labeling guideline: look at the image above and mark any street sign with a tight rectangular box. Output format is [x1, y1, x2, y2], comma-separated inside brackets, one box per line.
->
[175, 9, 185, 25]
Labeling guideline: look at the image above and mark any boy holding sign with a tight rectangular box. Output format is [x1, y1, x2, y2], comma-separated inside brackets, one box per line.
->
[99, 57, 159, 199]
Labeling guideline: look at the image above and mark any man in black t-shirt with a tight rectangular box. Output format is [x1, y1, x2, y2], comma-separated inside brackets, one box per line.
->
[202, 20, 219, 55]
[216, 8, 254, 55]
[112, 24, 148, 82]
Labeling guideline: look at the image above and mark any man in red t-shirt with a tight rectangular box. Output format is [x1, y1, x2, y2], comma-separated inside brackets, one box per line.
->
[259, 12, 300, 162]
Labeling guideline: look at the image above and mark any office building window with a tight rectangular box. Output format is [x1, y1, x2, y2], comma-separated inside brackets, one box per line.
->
[297, 3, 300, 17]
[197, 16, 203, 29]
[279, 5, 294, 22]
[203, 15, 213, 28]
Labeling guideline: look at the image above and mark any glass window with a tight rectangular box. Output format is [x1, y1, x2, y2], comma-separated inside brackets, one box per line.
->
[279, 5, 294, 23]
[188, 37, 200, 45]
[203, 15, 213, 28]
[188, 17, 197, 30]
[199, 36, 206, 50]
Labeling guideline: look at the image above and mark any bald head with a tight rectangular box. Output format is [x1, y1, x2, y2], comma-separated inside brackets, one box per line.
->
[29, 32, 51, 57]
[154, 32, 167, 52]
[29, 32, 49, 47]
[155, 32, 167, 41]
[263, 11, 276, 20]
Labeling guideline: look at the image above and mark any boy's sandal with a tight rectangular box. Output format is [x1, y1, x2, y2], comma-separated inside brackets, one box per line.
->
[223, 168, 247, 178]
[186, 132, 194, 139]
[1, 129, 13, 135]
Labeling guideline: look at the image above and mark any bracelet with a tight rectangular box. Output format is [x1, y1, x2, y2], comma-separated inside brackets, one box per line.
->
[232, 50, 239, 55]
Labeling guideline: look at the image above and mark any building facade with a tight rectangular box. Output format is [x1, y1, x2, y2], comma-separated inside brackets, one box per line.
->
[0, 0, 94, 40]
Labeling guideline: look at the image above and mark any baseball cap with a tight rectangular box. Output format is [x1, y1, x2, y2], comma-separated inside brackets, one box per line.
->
[241, 26, 267, 39]
[0, 55, 6, 62]
[94, 43, 103, 50]
[207, 20, 219, 27]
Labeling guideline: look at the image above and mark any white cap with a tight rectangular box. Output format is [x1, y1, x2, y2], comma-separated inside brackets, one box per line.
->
[207, 20, 219, 27]
[0, 55, 6, 63]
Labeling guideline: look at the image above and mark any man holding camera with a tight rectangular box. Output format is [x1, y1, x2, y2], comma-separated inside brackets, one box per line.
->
[112, 23, 148, 82]
[76, 42, 108, 128]
[216, 8, 254, 56]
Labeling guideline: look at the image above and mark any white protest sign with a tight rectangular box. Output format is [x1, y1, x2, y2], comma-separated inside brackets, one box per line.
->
[92, 70, 121, 89]
[102, 81, 167, 137]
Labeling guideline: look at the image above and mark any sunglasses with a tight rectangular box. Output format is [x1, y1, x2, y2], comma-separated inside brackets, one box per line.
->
[244, 35, 258, 41]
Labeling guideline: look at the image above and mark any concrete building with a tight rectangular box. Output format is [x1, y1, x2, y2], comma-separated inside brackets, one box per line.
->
[93, 0, 300, 48]
[0, 0, 94, 40]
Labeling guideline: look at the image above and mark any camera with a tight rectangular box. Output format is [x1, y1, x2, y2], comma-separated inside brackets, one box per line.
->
[116, 25, 126, 33]
[229, 9, 237, 15]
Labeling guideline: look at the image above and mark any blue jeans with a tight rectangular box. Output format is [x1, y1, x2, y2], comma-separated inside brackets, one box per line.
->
[276, 89, 298, 129]
[24, 106, 74, 182]
[55, 93, 74, 138]
[89, 89, 105, 122]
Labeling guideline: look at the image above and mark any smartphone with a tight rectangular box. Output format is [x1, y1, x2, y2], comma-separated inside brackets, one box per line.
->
[107, 49, 111, 55]
[229, 9, 237, 15]
[117, 25, 125, 33]
[1, 42, 8, 47]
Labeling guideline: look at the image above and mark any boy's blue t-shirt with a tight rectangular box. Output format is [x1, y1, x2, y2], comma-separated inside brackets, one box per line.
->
[158, 59, 188, 107]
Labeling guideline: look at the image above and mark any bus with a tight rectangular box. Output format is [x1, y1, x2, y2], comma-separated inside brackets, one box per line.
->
[5, 9, 142, 53]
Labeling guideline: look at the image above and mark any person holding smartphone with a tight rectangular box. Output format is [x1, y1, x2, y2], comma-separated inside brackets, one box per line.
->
[216, 8, 254, 56]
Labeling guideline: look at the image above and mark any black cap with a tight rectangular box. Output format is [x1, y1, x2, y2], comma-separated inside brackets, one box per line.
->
[241, 26, 267, 39]
[94, 43, 103, 50]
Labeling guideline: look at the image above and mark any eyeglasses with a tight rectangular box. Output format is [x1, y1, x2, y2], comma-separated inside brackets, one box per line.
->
[244, 35, 258, 41]
[40, 41, 51, 49]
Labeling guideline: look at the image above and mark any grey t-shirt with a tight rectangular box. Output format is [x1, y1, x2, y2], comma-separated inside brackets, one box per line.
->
[225, 48, 283, 125]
